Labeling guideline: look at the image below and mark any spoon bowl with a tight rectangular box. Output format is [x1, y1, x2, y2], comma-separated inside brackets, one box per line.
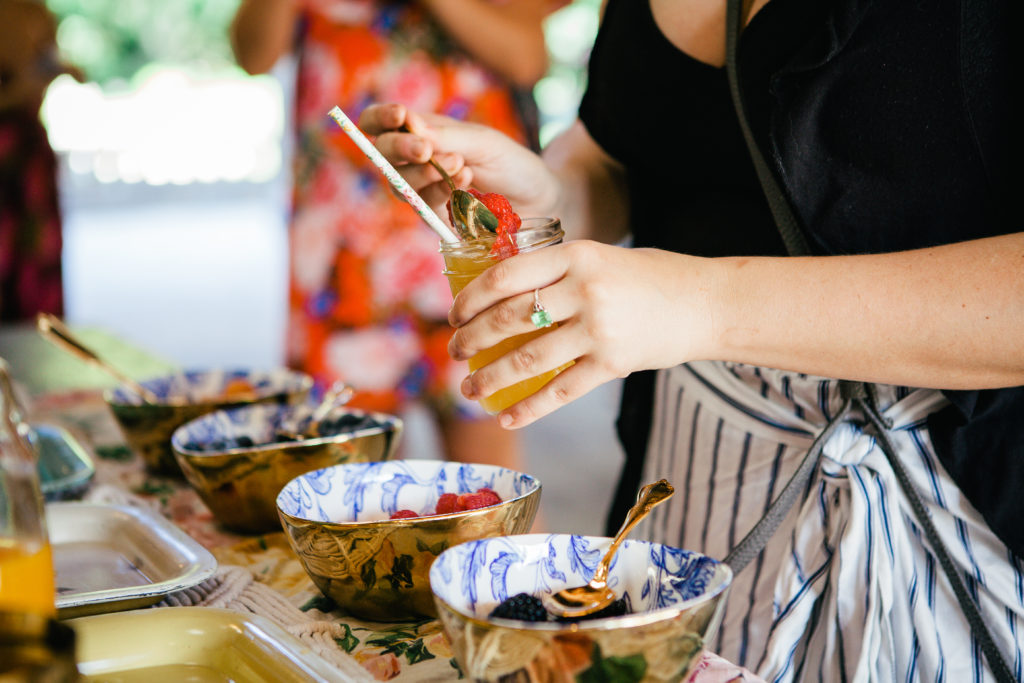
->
[542, 478, 674, 619]
[402, 125, 497, 240]
[275, 380, 355, 441]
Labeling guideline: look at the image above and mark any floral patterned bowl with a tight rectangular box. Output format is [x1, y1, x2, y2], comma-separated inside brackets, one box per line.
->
[276, 460, 541, 622]
[429, 534, 732, 682]
[171, 404, 403, 534]
[105, 368, 312, 476]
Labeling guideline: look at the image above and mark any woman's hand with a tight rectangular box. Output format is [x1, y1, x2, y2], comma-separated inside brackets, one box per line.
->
[447, 241, 714, 428]
[359, 103, 560, 220]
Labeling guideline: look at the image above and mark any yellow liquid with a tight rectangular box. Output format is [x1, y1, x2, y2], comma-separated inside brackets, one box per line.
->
[0, 539, 57, 616]
[444, 247, 569, 414]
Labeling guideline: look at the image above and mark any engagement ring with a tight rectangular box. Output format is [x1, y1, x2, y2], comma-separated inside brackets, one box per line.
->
[531, 289, 553, 329]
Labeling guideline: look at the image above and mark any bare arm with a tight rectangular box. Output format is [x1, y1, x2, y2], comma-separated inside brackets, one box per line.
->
[230, 0, 300, 75]
[447, 233, 1024, 427]
[419, 0, 553, 87]
[541, 120, 630, 244]
[709, 234, 1024, 390]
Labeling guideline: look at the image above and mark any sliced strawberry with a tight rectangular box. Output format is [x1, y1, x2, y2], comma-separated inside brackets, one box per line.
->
[457, 489, 503, 511]
[469, 189, 522, 259]
[475, 487, 502, 506]
[435, 493, 460, 515]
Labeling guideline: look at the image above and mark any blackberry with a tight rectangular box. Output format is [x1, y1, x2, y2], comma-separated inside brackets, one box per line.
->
[489, 593, 549, 622]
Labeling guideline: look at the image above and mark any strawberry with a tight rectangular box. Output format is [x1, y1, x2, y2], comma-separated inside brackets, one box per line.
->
[457, 490, 501, 511]
[469, 189, 522, 259]
[390, 509, 419, 520]
[435, 493, 460, 515]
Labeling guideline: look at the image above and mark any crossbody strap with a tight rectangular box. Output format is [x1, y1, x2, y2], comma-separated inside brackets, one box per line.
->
[722, 3, 1014, 678]
[724, 0, 811, 258]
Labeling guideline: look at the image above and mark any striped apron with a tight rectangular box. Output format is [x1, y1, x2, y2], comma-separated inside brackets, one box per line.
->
[635, 360, 1024, 682]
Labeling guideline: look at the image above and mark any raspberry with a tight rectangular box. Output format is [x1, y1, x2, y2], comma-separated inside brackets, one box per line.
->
[390, 509, 419, 519]
[489, 593, 549, 622]
[435, 493, 460, 514]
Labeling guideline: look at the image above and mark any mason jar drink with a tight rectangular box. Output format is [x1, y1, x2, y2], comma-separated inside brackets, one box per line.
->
[441, 218, 570, 414]
[1, 359, 56, 617]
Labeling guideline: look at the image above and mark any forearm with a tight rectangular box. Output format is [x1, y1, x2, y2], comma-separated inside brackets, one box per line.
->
[230, 0, 299, 75]
[703, 233, 1024, 389]
[542, 120, 630, 243]
[418, 0, 549, 87]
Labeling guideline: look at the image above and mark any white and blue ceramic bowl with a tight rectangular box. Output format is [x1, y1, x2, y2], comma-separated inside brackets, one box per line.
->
[171, 403, 402, 534]
[276, 460, 541, 621]
[430, 534, 732, 681]
[105, 368, 312, 476]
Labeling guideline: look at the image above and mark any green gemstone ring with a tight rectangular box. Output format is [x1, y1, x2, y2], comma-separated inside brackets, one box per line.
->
[531, 289, 553, 329]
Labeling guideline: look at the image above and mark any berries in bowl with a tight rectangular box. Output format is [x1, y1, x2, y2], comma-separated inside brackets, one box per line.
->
[276, 460, 541, 621]
[105, 368, 313, 476]
[429, 534, 732, 681]
[171, 403, 402, 534]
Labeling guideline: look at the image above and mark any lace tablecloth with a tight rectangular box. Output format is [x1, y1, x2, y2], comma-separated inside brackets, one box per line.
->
[30, 388, 763, 683]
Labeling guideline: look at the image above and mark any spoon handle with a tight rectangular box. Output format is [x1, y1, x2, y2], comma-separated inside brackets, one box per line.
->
[36, 313, 161, 404]
[308, 381, 355, 424]
[593, 479, 674, 585]
[427, 158, 457, 192]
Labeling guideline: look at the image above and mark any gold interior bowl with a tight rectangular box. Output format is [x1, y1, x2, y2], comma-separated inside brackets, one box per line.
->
[104, 368, 313, 476]
[276, 460, 542, 622]
[171, 404, 403, 534]
[429, 534, 733, 682]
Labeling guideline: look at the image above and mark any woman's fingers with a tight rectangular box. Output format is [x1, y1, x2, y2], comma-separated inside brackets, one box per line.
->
[495, 358, 612, 429]
[449, 280, 570, 361]
[449, 242, 579, 328]
[459, 318, 580, 402]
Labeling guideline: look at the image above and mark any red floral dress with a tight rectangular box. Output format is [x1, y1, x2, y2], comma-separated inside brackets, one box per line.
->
[286, 0, 536, 416]
[0, 106, 63, 322]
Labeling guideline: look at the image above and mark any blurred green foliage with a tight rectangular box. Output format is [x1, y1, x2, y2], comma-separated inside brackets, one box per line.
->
[46, 0, 242, 86]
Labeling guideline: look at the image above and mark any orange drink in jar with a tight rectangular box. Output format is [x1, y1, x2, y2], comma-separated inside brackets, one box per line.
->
[1, 358, 56, 618]
[441, 218, 571, 414]
[0, 539, 55, 616]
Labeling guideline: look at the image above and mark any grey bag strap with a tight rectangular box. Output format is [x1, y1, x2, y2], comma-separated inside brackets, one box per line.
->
[721, 4, 1015, 679]
[724, 0, 811, 258]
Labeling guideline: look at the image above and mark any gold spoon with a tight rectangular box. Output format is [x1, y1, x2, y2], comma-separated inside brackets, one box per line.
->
[276, 380, 355, 441]
[402, 126, 497, 240]
[542, 478, 675, 620]
[35, 312, 165, 405]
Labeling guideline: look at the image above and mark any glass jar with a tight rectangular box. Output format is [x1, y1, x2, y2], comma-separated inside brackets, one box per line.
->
[0, 357, 56, 617]
[440, 218, 572, 414]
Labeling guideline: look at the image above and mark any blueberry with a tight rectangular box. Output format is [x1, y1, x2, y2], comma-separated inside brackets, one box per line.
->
[237, 436, 254, 447]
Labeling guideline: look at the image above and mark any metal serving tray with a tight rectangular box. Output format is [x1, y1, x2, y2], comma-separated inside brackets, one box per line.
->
[46, 502, 217, 618]
[69, 607, 347, 682]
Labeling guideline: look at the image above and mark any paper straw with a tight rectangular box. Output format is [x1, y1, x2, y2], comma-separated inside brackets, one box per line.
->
[328, 106, 459, 243]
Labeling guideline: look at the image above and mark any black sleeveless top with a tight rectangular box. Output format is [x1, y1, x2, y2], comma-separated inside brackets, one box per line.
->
[581, 0, 1023, 556]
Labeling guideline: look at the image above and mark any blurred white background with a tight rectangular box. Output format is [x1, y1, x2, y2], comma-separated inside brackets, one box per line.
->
[42, 0, 622, 534]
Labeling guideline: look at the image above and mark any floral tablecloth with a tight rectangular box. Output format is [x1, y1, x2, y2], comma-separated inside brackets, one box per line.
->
[29, 387, 763, 683]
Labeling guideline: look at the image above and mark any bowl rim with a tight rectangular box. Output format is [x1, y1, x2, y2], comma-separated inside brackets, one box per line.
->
[103, 367, 314, 407]
[275, 459, 542, 527]
[170, 403, 403, 459]
[430, 532, 733, 632]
